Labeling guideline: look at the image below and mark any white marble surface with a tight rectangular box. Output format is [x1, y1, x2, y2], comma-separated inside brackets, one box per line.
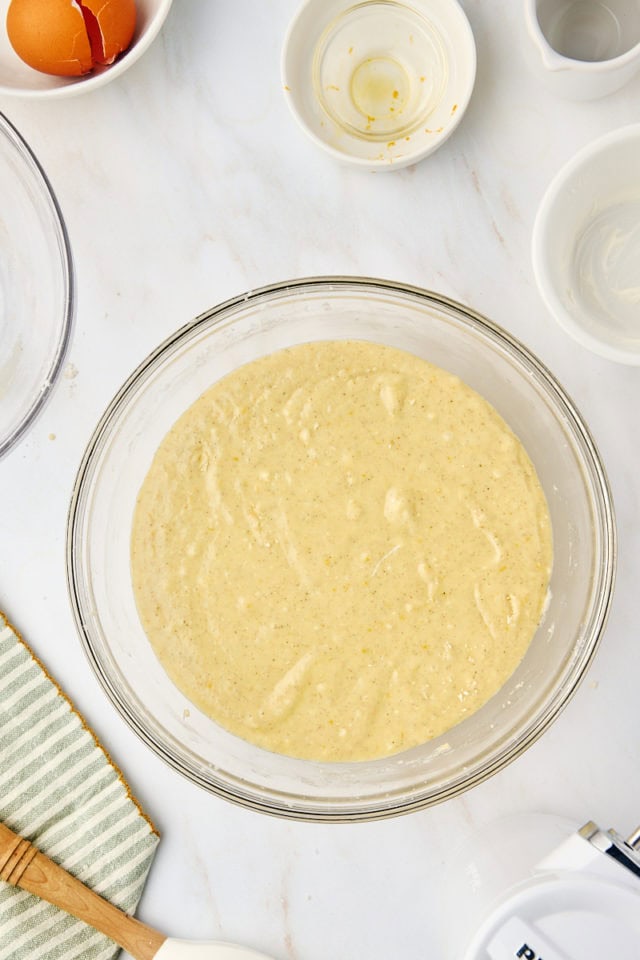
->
[1, 2, 640, 958]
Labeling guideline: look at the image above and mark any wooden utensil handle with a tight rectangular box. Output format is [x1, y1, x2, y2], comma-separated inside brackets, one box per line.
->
[0, 821, 166, 960]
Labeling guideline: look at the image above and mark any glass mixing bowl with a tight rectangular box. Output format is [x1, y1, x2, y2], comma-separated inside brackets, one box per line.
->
[0, 111, 73, 458]
[67, 278, 615, 821]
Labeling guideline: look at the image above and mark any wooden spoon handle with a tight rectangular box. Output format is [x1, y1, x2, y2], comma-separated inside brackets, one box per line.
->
[0, 821, 166, 960]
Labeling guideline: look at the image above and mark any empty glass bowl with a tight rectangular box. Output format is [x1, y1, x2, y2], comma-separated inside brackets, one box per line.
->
[0, 111, 73, 459]
[67, 278, 615, 821]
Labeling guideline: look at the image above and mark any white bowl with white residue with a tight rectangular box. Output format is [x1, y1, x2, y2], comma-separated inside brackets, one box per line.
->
[533, 124, 640, 365]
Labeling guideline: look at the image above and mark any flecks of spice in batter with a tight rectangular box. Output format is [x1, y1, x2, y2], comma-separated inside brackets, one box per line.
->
[131, 341, 552, 762]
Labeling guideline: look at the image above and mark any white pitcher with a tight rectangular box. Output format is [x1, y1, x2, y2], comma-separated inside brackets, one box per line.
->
[524, 0, 640, 99]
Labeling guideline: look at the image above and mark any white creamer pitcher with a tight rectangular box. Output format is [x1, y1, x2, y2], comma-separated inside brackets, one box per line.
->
[524, 0, 640, 99]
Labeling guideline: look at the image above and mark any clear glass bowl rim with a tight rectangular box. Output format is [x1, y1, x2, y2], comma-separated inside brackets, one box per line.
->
[0, 111, 74, 459]
[66, 276, 616, 821]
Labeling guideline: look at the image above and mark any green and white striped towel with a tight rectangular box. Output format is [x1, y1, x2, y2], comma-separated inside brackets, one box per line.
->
[0, 611, 160, 960]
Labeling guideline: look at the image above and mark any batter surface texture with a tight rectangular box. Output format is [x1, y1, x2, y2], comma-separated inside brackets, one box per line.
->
[131, 341, 552, 761]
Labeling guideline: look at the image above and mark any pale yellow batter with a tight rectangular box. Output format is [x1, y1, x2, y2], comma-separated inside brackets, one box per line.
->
[131, 341, 552, 761]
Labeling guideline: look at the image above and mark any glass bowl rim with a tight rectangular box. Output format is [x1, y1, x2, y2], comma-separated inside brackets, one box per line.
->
[66, 276, 616, 821]
[0, 110, 74, 459]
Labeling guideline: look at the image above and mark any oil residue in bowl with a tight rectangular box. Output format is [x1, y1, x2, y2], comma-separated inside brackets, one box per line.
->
[313, 1, 449, 141]
[350, 56, 411, 131]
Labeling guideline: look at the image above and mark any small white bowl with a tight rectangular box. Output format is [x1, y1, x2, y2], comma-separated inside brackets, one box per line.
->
[532, 124, 640, 365]
[282, 0, 476, 171]
[0, 0, 173, 98]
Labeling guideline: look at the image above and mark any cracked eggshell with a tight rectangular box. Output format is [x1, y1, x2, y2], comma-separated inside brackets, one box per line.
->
[81, 0, 136, 66]
[0, 0, 172, 96]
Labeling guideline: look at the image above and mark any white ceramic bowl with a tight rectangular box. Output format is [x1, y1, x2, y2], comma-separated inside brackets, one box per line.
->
[0, 111, 73, 458]
[532, 124, 640, 365]
[282, 0, 476, 170]
[0, 0, 173, 98]
[524, 0, 640, 100]
[67, 278, 615, 821]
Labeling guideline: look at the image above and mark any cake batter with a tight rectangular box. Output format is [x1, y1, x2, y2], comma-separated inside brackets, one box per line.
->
[131, 340, 552, 761]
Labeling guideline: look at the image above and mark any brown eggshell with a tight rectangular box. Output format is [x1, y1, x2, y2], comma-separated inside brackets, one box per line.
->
[6, 0, 93, 76]
[6, 0, 137, 77]
[81, 0, 137, 66]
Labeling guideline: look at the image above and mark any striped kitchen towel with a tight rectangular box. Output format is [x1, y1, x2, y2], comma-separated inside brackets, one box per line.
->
[0, 611, 160, 960]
